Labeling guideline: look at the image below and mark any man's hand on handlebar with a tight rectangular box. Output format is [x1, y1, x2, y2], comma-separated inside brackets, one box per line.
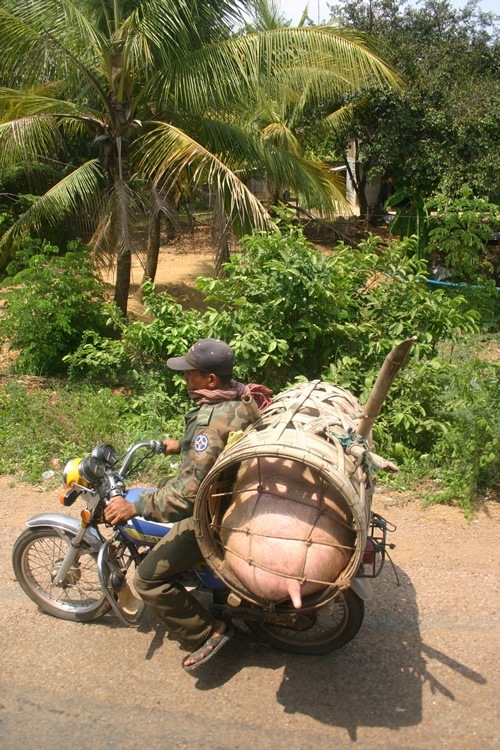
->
[163, 438, 180, 455]
[104, 438, 179, 525]
[104, 496, 138, 525]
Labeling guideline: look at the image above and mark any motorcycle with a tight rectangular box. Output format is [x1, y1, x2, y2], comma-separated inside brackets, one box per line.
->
[12, 439, 394, 655]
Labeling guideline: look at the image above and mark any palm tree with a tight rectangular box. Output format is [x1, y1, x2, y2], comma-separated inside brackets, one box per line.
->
[0, 0, 399, 314]
[244, 0, 299, 30]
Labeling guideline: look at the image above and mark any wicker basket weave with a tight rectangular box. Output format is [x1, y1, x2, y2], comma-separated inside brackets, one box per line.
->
[194, 380, 374, 610]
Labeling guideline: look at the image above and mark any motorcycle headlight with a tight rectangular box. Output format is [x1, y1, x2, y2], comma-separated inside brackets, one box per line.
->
[62, 456, 105, 488]
[62, 458, 88, 488]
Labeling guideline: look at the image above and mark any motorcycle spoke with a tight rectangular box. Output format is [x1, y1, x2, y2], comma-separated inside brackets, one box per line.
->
[267, 600, 348, 643]
[20, 531, 105, 611]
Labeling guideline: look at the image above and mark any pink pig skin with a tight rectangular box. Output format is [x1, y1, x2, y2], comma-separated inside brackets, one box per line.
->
[220, 458, 355, 608]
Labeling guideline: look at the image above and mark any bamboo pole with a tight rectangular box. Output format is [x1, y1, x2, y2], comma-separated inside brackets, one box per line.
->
[356, 337, 417, 439]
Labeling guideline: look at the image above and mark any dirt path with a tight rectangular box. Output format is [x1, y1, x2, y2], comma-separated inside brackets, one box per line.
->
[103, 224, 217, 316]
[1, 475, 499, 750]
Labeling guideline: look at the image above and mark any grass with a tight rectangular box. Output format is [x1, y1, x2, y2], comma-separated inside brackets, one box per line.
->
[0, 377, 182, 484]
[0, 331, 498, 516]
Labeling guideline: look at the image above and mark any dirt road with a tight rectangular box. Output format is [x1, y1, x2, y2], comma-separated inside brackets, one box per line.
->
[1, 475, 498, 750]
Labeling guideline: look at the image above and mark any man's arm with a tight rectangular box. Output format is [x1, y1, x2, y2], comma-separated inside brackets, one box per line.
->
[134, 427, 227, 523]
[103, 438, 180, 525]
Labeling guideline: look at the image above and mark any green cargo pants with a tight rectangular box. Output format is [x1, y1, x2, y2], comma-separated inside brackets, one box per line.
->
[133, 516, 213, 651]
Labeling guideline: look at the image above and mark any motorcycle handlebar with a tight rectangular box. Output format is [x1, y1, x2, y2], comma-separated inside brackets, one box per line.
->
[117, 440, 166, 477]
[149, 440, 167, 455]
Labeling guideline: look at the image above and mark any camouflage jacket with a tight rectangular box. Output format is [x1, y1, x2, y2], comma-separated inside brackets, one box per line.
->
[134, 399, 255, 523]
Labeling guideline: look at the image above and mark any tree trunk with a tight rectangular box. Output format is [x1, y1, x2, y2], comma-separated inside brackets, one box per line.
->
[369, 179, 390, 226]
[137, 188, 177, 299]
[354, 155, 369, 220]
[142, 210, 161, 287]
[212, 195, 231, 276]
[114, 248, 132, 315]
[109, 51, 134, 317]
[344, 138, 377, 221]
[215, 231, 230, 276]
[112, 147, 132, 315]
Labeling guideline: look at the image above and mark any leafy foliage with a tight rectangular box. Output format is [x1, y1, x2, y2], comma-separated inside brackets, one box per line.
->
[425, 188, 498, 282]
[420, 339, 499, 512]
[65, 281, 207, 410]
[385, 186, 428, 257]
[0, 240, 109, 375]
[200, 227, 480, 393]
[66, 222, 482, 466]
[0, 379, 182, 483]
[324, 0, 500, 216]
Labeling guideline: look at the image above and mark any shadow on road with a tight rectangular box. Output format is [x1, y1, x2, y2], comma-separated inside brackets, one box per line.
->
[187, 565, 486, 741]
[93, 563, 487, 741]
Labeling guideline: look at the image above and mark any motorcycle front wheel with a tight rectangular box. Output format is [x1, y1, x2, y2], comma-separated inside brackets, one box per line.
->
[12, 527, 111, 622]
[247, 588, 364, 655]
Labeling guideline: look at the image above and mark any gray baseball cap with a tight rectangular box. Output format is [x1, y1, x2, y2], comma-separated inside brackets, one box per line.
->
[167, 338, 235, 376]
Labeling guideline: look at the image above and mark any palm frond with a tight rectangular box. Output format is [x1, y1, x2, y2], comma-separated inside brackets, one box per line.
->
[0, 2, 106, 86]
[133, 0, 245, 52]
[184, 113, 344, 208]
[90, 177, 149, 270]
[0, 115, 65, 171]
[138, 116, 347, 221]
[0, 159, 104, 268]
[116, 24, 155, 86]
[137, 121, 274, 232]
[244, 0, 292, 31]
[261, 122, 301, 156]
[0, 88, 104, 124]
[322, 99, 367, 131]
[162, 25, 401, 115]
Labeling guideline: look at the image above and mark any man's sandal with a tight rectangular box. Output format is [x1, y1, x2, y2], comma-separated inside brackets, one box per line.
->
[182, 626, 234, 672]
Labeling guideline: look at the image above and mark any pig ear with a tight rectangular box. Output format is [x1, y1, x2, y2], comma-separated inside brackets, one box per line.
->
[287, 579, 303, 609]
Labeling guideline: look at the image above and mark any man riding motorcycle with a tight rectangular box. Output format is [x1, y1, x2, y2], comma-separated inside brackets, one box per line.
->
[104, 338, 272, 672]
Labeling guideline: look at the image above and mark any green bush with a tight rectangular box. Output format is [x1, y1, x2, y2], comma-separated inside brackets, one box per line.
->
[367, 356, 453, 460]
[0, 240, 110, 375]
[199, 223, 371, 384]
[432, 281, 499, 332]
[64, 228, 480, 398]
[426, 188, 499, 283]
[64, 282, 208, 413]
[66, 223, 479, 451]
[422, 341, 499, 512]
[0, 379, 182, 483]
[200, 231, 480, 395]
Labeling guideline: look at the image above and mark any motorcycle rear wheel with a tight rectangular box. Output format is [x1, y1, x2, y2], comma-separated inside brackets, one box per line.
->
[12, 527, 111, 622]
[247, 588, 364, 655]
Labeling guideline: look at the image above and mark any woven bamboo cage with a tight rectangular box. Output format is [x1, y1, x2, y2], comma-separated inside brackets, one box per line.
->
[194, 380, 375, 611]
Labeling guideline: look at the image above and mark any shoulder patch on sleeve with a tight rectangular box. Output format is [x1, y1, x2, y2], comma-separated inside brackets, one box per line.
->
[194, 434, 209, 452]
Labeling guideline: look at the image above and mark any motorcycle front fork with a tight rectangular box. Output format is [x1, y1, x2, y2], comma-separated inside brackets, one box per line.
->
[52, 523, 89, 586]
[53, 490, 104, 586]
